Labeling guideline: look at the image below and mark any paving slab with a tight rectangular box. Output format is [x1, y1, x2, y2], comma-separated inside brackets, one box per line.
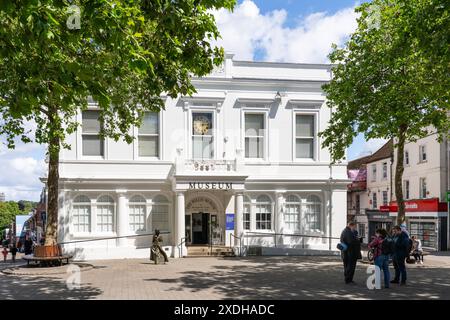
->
[1, 255, 450, 300]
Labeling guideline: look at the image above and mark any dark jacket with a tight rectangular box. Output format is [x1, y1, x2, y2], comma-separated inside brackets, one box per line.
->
[394, 231, 410, 257]
[340, 227, 362, 259]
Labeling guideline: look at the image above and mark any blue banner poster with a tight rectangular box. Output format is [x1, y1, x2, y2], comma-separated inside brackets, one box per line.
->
[226, 214, 234, 230]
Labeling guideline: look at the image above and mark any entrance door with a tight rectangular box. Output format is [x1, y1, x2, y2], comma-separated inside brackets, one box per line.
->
[440, 217, 447, 251]
[192, 212, 209, 244]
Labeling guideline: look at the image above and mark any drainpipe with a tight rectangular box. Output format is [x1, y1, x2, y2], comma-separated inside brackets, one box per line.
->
[329, 164, 333, 251]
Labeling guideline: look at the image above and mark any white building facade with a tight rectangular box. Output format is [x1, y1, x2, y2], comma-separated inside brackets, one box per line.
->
[56, 54, 348, 260]
[347, 141, 393, 243]
[391, 133, 449, 250]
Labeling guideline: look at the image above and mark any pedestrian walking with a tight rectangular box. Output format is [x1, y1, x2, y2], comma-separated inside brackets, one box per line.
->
[339, 222, 362, 284]
[2, 247, 8, 262]
[10, 244, 18, 263]
[368, 229, 392, 289]
[23, 235, 33, 255]
[391, 225, 410, 285]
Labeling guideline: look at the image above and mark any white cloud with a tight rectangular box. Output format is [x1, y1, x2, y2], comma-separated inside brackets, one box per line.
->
[213, 0, 359, 63]
[0, 146, 47, 201]
[357, 138, 389, 158]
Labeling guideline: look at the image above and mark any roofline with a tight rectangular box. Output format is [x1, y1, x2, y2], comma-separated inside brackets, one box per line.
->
[232, 59, 333, 69]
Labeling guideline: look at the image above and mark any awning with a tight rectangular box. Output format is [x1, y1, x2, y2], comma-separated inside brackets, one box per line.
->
[386, 198, 448, 218]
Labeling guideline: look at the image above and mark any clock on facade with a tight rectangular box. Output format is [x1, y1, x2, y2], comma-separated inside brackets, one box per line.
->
[193, 115, 211, 135]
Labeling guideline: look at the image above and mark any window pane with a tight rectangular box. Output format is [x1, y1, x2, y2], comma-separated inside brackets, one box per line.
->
[296, 115, 314, 137]
[73, 205, 90, 233]
[82, 111, 101, 133]
[245, 114, 264, 136]
[138, 136, 158, 157]
[192, 113, 213, 135]
[97, 205, 114, 232]
[140, 112, 159, 134]
[192, 136, 213, 159]
[245, 137, 264, 158]
[129, 205, 146, 231]
[152, 204, 168, 231]
[82, 135, 104, 156]
[296, 138, 313, 158]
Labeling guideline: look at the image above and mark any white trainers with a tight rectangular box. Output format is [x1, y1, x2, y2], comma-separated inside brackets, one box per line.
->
[420, 261, 423, 265]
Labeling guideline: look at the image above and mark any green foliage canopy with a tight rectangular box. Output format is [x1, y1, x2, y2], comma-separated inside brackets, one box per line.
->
[0, 0, 236, 154]
[320, 0, 449, 162]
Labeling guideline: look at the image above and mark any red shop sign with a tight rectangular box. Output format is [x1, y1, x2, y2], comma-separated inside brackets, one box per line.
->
[388, 198, 447, 212]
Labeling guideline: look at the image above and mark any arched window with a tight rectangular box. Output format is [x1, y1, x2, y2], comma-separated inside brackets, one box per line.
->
[151, 195, 169, 231]
[243, 196, 251, 230]
[72, 195, 91, 232]
[96, 195, 115, 232]
[255, 195, 272, 230]
[304, 195, 322, 232]
[284, 195, 301, 232]
[129, 195, 146, 232]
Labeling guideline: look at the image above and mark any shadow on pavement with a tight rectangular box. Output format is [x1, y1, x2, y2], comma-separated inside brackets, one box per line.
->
[0, 275, 102, 300]
[144, 256, 450, 300]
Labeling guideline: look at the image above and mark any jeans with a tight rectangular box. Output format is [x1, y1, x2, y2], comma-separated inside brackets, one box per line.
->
[374, 254, 390, 288]
[393, 254, 407, 283]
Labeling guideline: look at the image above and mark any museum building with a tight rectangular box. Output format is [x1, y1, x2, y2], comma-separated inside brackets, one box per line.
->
[56, 54, 349, 260]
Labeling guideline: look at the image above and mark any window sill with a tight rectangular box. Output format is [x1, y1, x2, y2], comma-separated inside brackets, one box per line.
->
[81, 156, 105, 160]
[293, 158, 316, 163]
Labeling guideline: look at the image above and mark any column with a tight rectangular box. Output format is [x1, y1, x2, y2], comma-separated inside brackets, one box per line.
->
[234, 192, 244, 246]
[175, 192, 186, 257]
[116, 191, 128, 247]
[275, 191, 285, 246]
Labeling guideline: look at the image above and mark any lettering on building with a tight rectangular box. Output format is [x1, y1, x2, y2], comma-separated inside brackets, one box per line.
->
[188, 182, 232, 190]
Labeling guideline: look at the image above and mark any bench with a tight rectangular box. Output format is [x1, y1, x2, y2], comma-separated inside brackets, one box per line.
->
[23, 255, 73, 267]
[408, 250, 429, 263]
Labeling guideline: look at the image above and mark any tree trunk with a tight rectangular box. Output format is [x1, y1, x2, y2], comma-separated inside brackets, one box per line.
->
[395, 125, 407, 225]
[44, 110, 60, 246]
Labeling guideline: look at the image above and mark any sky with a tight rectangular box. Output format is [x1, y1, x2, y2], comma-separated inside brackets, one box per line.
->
[0, 0, 385, 202]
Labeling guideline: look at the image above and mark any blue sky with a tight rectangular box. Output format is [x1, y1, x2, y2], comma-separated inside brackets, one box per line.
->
[0, 0, 383, 201]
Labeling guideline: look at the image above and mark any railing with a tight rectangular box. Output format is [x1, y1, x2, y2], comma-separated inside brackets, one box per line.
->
[229, 233, 243, 257]
[177, 237, 187, 258]
[184, 159, 236, 173]
[59, 231, 170, 245]
[243, 232, 340, 251]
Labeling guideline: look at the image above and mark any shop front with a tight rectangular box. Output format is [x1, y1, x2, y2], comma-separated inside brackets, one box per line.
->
[387, 198, 448, 251]
[367, 209, 393, 242]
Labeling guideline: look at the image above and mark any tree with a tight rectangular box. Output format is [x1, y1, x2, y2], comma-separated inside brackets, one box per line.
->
[18, 200, 37, 213]
[0, 0, 235, 246]
[320, 0, 449, 224]
[0, 201, 22, 231]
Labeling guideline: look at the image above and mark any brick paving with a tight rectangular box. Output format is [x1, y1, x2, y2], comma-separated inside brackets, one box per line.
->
[1, 254, 450, 300]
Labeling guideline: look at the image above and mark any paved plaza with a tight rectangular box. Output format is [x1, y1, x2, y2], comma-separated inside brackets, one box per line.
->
[1, 254, 450, 300]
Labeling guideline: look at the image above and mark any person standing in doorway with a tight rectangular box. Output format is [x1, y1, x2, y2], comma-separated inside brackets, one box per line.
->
[368, 229, 391, 289]
[340, 222, 362, 284]
[391, 225, 409, 285]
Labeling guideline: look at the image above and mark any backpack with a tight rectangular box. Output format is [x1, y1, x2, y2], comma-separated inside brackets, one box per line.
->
[381, 237, 395, 255]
